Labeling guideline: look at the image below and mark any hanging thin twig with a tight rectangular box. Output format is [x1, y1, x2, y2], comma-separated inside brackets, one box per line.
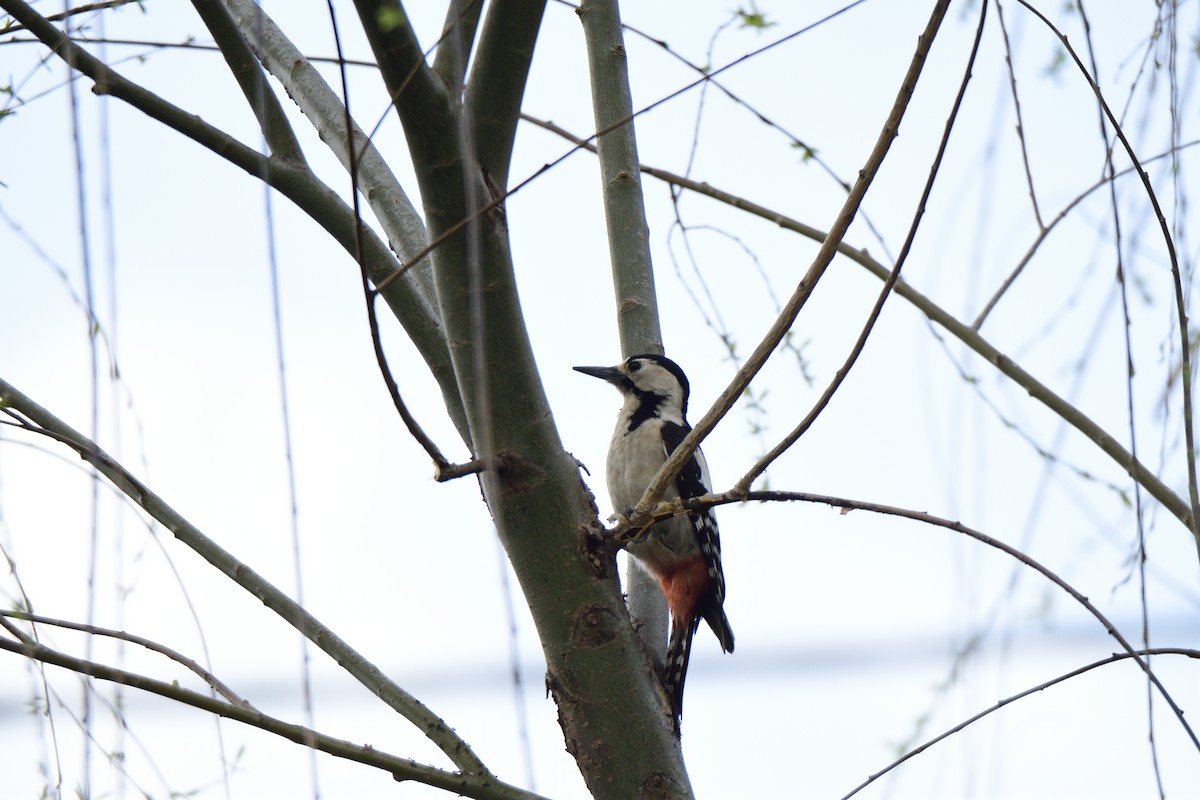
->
[630, 0, 953, 520]
[736, 0, 988, 492]
[1013, 1, 1200, 566]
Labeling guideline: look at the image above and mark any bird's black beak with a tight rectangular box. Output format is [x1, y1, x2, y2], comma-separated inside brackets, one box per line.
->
[573, 364, 622, 384]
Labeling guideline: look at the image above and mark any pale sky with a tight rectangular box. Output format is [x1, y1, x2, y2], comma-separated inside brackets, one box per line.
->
[2, 1, 1199, 798]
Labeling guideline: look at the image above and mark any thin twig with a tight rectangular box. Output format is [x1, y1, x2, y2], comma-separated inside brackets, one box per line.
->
[0, 609, 254, 709]
[373, 0, 870, 296]
[630, 1, 952, 520]
[1013, 2, 1200, 566]
[736, 0, 988, 492]
[0, 637, 546, 800]
[0, 34, 380, 67]
[841, 648, 1200, 799]
[551, 0, 898, 261]
[523, 110, 1198, 535]
[617, 488, 1200, 752]
[1072, 0, 1162, 793]
[324, 1, 476, 481]
[996, 0, 1044, 228]
[0, 0, 137, 34]
[61, 1, 103, 785]
[970, 142, 1200, 330]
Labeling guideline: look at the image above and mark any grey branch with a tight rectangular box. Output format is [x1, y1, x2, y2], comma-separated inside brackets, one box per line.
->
[0, 636, 545, 800]
[619, 488, 1199, 753]
[0, 376, 490, 777]
[0, 608, 254, 710]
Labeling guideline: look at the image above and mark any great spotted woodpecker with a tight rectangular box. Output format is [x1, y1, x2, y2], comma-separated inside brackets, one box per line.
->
[574, 354, 734, 721]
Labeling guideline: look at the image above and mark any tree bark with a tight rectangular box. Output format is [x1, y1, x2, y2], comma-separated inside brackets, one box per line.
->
[354, 2, 695, 796]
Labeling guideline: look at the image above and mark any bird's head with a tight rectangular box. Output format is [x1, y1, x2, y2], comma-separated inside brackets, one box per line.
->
[574, 354, 691, 420]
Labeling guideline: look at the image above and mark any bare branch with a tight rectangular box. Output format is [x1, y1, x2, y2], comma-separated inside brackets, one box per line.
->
[354, 0, 456, 168]
[736, 0, 988, 492]
[617, 488, 1200, 752]
[995, 0, 1044, 228]
[0, 637, 546, 800]
[0, 0, 458, 430]
[431, 0, 484, 90]
[0, 609, 254, 710]
[0, 0, 137, 34]
[579, 0, 663, 358]
[220, 0, 440, 305]
[1014, 1, 1200, 563]
[841, 648, 1200, 800]
[0, 376, 492, 777]
[433, 456, 488, 481]
[630, 0, 952, 520]
[190, 0, 305, 163]
[465, 0, 546, 189]
[522, 112, 1198, 536]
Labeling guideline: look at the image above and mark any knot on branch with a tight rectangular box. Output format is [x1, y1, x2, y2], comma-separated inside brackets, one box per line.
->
[571, 604, 620, 650]
[432, 457, 486, 482]
[578, 522, 616, 579]
[639, 771, 689, 800]
[614, 496, 715, 547]
[436, 450, 546, 492]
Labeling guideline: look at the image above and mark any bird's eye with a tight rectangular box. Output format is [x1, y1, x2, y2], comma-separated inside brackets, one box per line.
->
[628, 359, 641, 372]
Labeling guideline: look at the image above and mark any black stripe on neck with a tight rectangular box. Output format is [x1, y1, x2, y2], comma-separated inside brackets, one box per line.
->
[626, 390, 665, 433]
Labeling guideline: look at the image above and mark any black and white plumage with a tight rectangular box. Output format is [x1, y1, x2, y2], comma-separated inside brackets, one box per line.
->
[574, 354, 734, 721]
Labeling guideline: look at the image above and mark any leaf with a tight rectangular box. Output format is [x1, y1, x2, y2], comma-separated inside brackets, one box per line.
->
[790, 141, 819, 161]
[1043, 48, 1067, 79]
[736, 3, 776, 30]
[376, 6, 406, 33]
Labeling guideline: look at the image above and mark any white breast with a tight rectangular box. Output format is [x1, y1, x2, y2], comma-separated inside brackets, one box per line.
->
[605, 416, 696, 570]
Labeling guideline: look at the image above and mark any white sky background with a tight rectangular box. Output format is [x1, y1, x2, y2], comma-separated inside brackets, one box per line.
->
[1, 0, 1199, 798]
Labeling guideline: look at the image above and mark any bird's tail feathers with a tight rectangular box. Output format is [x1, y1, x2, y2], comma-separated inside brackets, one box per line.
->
[664, 619, 697, 721]
[701, 597, 735, 654]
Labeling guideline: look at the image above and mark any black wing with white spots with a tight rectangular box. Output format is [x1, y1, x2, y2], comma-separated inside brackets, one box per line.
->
[660, 422, 733, 649]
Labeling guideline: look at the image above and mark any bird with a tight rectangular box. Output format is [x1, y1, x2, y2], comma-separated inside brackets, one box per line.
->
[574, 353, 734, 722]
